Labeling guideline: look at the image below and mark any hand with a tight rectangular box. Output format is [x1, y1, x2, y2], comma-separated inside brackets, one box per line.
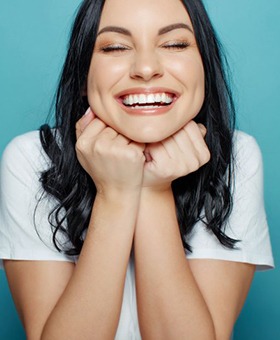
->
[143, 120, 210, 190]
[75, 108, 146, 195]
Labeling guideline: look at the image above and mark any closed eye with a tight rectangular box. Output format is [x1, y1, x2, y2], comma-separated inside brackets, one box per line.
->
[161, 41, 190, 50]
[100, 44, 130, 53]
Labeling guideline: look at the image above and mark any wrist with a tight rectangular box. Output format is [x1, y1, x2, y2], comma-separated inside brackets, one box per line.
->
[96, 187, 141, 205]
[141, 183, 172, 195]
[139, 186, 175, 211]
[136, 186, 178, 234]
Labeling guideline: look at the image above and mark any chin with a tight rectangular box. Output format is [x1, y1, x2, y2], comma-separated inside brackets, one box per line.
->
[124, 130, 174, 144]
[131, 136, 163, 144]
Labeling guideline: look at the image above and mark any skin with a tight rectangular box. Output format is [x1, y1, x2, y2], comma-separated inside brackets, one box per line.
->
[4, 0, 255, 339]
[87, 0, 205, 143]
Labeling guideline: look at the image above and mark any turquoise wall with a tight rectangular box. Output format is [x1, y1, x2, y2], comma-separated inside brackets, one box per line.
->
[0, 1, 279, 338]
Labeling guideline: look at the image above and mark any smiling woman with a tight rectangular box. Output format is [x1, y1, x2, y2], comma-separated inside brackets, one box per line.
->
[88, 0, 204, 143]
[0, 0, 274, 339]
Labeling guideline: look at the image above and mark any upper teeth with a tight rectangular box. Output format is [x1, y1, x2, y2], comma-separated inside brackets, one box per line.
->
[123, 93, 173, 106]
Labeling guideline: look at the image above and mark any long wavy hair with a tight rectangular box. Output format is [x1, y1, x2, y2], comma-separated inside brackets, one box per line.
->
[39, 0, 238, 255]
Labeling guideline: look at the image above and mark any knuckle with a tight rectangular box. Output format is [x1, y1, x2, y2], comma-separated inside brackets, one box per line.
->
[126, 147, 142, 163]
[184, 120, 195, 132]
[161, 166, 173, 179]
[75, 120, 81, 131]
[203, 148, 211, 163]
[200, 147, 211, 165]
[104, 127, 113, 134]
[189, 157, 200, 172]
[75, 136, 88, 153]
[197, 123, 207, 135]
[178, 163, 187, 176]
[94, 138, 108, 155]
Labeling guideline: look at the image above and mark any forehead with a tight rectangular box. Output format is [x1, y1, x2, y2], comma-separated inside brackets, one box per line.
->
[99, 0, 192, 30]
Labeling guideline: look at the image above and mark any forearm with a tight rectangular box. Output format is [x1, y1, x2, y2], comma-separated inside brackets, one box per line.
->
[134, 189, 215, 339]
[41, 191, 139, 340]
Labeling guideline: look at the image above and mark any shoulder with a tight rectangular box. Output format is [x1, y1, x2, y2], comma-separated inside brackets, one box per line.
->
[1, 130, 50, 177]
[0, 130, 50, 207]
[4, 130, 42, 153]
[0, 130, 52, 211]
[232, 130, 263, 184]
[233, 130, 262, 162]
[233, 130, 262, 163]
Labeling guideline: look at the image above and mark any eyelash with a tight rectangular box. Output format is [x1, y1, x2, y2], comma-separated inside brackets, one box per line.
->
[100, 45, 129, 53]
[162, 42, 190, 50]
[99, 41, 190, 53]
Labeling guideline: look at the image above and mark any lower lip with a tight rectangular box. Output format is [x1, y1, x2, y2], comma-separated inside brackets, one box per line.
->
[117, 98, 177, 116]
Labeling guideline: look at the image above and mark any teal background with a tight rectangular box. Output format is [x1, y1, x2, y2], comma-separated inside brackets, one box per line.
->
[0, 0, 279, 338]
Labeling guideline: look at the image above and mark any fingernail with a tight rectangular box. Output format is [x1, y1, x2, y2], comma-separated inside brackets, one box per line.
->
[84, 107, 91, 116]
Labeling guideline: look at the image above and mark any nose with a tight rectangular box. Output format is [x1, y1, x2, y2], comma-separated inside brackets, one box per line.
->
[129, 50, 163, 82]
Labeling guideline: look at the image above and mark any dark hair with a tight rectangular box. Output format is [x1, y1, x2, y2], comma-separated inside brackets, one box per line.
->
[39, 0, 238, 255]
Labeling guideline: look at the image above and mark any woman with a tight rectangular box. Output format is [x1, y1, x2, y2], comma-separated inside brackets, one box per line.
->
[0, 0, 274, 339]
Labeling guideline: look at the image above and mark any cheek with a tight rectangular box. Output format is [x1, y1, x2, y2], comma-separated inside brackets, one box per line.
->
[182, 57, 205, 109]
[195, 64, 205, 108]
[195, 61, 205, 95]
[168, 55, 205, 90]
[86, 58, 129, 124]
[87, 57, 128, 97]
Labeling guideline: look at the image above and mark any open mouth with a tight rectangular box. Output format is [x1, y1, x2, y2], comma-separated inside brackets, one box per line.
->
[121, 93, 175, 109]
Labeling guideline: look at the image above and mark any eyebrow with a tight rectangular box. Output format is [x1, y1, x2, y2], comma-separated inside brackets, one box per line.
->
[158, 23, 193, 35]
[97, 26, 131, 36]
[97, 23, 193, 37]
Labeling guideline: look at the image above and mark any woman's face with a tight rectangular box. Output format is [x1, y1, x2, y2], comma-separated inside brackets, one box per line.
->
[87, 0, 205, 143]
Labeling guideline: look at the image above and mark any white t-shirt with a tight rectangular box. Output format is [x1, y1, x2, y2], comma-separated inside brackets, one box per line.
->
[0, 130, 274, 339]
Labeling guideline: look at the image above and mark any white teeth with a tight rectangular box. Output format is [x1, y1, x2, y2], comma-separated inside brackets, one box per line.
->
[139, 94, 146, 104]
[166, 96, 173, 104]
[122, 92, 173, 106]
[155, 94, 161, 102]
[147, 94, 155, 103]
[128, 95, 134, 105]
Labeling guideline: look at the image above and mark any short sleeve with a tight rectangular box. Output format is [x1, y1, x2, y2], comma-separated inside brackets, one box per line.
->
[187, 131, 274, 271]
[0, 131, 75, 269]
